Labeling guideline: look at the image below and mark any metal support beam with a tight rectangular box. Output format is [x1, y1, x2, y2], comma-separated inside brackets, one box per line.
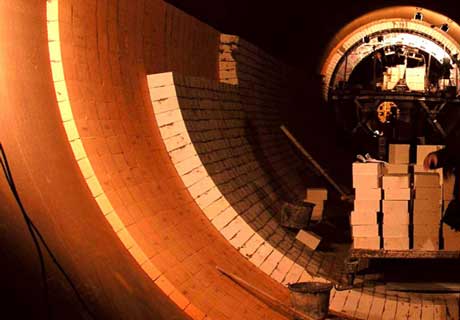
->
[418, 100, 447, 138]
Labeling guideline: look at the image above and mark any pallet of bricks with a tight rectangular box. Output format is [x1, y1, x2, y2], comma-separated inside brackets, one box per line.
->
[351, 144, 460, 251]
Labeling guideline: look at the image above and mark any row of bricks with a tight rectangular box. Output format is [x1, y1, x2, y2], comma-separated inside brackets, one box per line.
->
[218, 67, 236, 77]
[153, 98, 242, 115]
[219, 61, 237, 70]
[195, 157, 260, 179]
[146, 78, 238, 93]
[191, 142, 252, 160]
[226, 60, 288, 85]
[235, 73, 288, 88]
[196, 147, 253, 168]
[149, 72, 238, 92]
[236, 94, 286, 106]
[236, 81, 287, 96]
[238, 97, 286, 109]
[330, 287, 459, 319]
[218, 181, 278, 208]
[236, 38, 285, 65]
[183, 163, 265, 198]
[208, 195, 316, 280]
[181, 108, 245, 119]
[196, 154, 299, 191]
[185, 121, 246, 132]
[218, 43, 238, 54]
[153, 96, 242, 111]
[160, 119, 244, 135]
[186, 130, 243, 144]
[150, 85, 240, 102]
[192, 137, 254, 153]
[181, 174, 314, 282]
[48, 20, 211, 318]
[194, 148, 252, 173]
[192, 146, 252, 166]
[233, 57, 289, 76]
[218, 56, 283, 83]
[69, 10, 302, 320]
[220, 40, 282, 69]
[234, 63, 289, 84]
[237, 79, 289, 96]
[149, 74, 322, 284]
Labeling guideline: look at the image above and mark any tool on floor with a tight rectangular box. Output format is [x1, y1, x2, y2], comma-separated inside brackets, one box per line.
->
[280, 125, 353, 202]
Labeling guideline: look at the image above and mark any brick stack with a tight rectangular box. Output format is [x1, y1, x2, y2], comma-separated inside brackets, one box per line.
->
[413, 172, 442, 250]
[382, 144, 411, 250]
[442, 173, 459, 250]
[305, 188, 327, 221]
[412, 145, 443, 250]
[351, 162, 382, 250]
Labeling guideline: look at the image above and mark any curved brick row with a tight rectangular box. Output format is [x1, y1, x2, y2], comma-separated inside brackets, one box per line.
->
[45, 0, 295, 319]
[148, 72, 328, 287]
[5, 1, 460, 319]
[46, 1, 206, 318]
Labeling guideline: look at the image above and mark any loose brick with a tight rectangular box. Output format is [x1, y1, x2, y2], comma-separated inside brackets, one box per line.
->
[354, 200, 381, 212]
[353, 237, 380, 249]
[355, 188, 382, 200]
[389, 144, 410, 164]
[352, 225, 379, 237]
[414, 173, 440, 187]
[350, 211, 378, 225]
[382, 224, 409, 237]
[382, 174, 410, 189]
[384, 188, 411, 200]
[353, 174, 381, 189]
[352, 162, 383, 176]
[295, 230, 321, 250]
[383, 237, 409, 250]
[383, 163, 409, 175]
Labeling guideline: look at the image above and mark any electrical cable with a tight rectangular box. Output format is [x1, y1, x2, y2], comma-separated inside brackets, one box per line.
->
[0, 143, 95, 319]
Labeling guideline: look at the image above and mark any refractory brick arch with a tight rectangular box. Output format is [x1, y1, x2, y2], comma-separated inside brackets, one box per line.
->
[148, 70, 337, 286]
[45, 0, 300, 319]
[6, 0, 460, 319]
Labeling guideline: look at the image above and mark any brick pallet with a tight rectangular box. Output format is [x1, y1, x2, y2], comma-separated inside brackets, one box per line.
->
[348, 144, 460, 284]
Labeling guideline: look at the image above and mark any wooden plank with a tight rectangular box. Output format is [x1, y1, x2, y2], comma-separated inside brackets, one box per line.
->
[421, 298, 434, 320]
[407, 295, 422, 320]
[395, 295, 410, 319]
[445, 295, 459, 320]
[342, 289, 362, 317]
[354, 291, 374, 319]
[280, 125, 349, 197]
[381, 296, 398, 320]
